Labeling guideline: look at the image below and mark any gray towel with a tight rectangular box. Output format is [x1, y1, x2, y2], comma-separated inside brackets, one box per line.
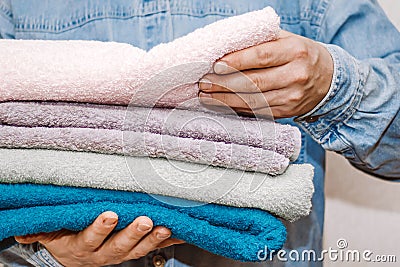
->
[0, 102, 301, 160]
[0, 125, 288, 175]
[0, 148, 314, 222]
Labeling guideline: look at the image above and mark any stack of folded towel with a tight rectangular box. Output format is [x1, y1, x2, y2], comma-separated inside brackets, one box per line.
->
[0, 7, 314, 262]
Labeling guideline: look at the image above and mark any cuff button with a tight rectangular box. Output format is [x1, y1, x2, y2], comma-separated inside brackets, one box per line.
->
[153, 255, 166, 267]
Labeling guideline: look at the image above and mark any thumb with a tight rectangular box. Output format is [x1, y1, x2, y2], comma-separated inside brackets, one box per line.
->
[15, 233, 46, 244]
[15, 229, 71, 245]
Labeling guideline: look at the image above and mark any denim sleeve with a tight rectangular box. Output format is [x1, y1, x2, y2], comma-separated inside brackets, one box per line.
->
[0, 243, 64, 267]
[0, 0, 14, 38]
[295, 0, 400, 179]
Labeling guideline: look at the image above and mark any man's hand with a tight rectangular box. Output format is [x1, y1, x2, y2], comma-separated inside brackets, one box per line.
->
[198, 30, 334, 118]
[15, 211, 184, 267]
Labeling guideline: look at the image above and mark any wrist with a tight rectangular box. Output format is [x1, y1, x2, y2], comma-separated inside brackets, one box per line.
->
[35, 243, 65, 267]
[295, 44, 367, 147]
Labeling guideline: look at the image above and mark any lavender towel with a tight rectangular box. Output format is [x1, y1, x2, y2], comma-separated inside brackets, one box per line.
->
[0, 148, 314, 222]
[0, 125, 289, 175]
[0, 102, 301, 160]
[0, 7, 280, 109]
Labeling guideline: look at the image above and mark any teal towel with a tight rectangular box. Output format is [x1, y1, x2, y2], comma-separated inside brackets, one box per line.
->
[0, 183, 286, 262]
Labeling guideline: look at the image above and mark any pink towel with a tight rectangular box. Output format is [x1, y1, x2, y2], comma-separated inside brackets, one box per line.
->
[0, 7, 279, 109]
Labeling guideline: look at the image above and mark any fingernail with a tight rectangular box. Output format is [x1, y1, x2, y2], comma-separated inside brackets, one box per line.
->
[157, 232, 171, 239]
[198, 92, 211, 98]
[213, 61, 228, 74]
[198, 92, 213, 105]
[103, 217, 118, 226]
[198, 78, 212, 90]
[137, 223, 152, 232]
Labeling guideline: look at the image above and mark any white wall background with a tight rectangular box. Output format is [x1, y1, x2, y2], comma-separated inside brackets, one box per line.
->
[323, 2, 400, 266]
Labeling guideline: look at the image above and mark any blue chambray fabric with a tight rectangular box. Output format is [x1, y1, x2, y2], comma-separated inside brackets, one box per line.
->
[0, 0, 399, 266]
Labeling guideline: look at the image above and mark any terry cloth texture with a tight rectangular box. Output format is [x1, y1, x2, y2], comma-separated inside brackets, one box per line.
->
[0, 148, 314, 222]
[0, 183, 287, 262]
[0, 7, 280, 109]
[0, 125, 289, 175]
[0, 102, 301, 160]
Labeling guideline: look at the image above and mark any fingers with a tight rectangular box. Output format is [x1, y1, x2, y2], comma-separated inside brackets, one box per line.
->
[16, 213, 179, 266]
[73, 211, 118, 252]
[95, 217, 173, 262]
[199, 87, 305, 118]
[199, 90, 280, 110]
[100, 216, 153, 257]
[126, 226, 171, 260]
[200, 71, 259, 93]
[202, 30, 333, 118]
[199, 66, 293, 93]
[213, 33, 299, 74]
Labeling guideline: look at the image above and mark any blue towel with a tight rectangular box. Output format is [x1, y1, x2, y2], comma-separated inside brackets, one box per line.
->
[0, 183, 286, 262]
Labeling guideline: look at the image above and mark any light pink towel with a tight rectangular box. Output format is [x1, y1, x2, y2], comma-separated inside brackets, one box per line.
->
[0, 7, 280, 109]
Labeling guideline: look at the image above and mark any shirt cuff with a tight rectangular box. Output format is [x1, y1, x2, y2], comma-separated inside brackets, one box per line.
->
[294, 43, 368, 150]
[18, 243, 64, 267]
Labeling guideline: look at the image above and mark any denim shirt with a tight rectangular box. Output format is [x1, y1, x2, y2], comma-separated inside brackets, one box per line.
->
[0, 0, 399, 267]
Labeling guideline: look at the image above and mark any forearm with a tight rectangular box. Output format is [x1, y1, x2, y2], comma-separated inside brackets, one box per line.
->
[296, 44, 400, 179]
